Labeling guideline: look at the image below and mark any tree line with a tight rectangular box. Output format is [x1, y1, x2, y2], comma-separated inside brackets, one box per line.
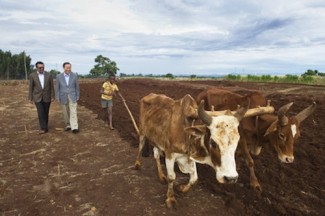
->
[0, 51, 120, 80]
[0, 50, 33, 80]
[225, 72, 324, 84]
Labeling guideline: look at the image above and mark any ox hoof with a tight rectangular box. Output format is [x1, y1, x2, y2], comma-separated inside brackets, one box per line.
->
[134, 161, 141, 170]
[250, 182, 262, 192]
[177, 184, 190, 193]
[158, 174, 167, 183]
[254, 185, 262, 193]
[166, 197, 177, 209]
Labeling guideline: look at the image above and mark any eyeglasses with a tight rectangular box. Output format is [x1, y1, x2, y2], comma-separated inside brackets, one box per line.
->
[38, 67, 44, 69]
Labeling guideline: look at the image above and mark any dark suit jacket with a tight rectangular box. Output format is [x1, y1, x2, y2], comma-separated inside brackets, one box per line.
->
[28, 71, 55, 103]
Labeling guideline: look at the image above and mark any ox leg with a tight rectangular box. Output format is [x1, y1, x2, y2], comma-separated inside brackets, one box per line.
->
[134, 134, 146, 169]
[177, 159, 198, 193]
[165, 155, 177, 209]
[153, 147, 167, 183]
[240, 138, 261, 191]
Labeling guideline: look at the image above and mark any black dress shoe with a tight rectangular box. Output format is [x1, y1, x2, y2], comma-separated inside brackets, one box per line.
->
[39, 129, 48, 134]
[72, 129, 79, 134]
[64, 127, 71, 131]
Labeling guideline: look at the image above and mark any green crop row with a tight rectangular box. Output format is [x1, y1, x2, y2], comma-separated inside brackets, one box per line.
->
[225, 74, 324, 85]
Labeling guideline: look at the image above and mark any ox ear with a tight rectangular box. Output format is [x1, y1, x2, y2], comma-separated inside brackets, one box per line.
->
[264, 120, 278, 136]
[185, 125, 207, 137]
[182, 94, 198, 118]
[188, 126, 209, 162]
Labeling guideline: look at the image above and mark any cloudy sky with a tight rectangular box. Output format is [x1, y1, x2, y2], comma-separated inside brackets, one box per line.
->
[1, 0, 325, 75]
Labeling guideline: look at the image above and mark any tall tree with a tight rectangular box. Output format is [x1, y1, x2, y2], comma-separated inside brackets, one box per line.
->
[89, 55, 119, 77]
[0, 50, 33, 80]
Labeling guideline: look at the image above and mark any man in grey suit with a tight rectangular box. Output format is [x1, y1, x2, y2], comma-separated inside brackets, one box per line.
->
[28, 61, 55, 134]
[55, 62, 80, 133]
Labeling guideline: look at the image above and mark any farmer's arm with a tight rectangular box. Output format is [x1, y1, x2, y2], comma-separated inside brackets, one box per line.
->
[117, 91, 125, 101]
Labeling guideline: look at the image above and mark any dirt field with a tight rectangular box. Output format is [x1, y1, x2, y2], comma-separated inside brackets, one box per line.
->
[1, 79, 324, 215]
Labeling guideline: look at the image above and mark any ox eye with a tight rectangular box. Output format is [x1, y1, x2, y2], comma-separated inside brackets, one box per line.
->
[278, 133, 286, 141]
[210, 139, 217, 148]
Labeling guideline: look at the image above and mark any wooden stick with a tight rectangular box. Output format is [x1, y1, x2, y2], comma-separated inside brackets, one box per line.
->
[119, 94, 140, 135]
[58, 164, 61, 177]
[206, 106, 275, 117]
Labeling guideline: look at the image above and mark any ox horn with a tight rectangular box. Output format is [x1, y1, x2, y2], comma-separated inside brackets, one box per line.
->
[198, 100, 212, 125]
[295, 101, 316, 124]
[278, 102, 293, 126]
[234, 99, 249, 121]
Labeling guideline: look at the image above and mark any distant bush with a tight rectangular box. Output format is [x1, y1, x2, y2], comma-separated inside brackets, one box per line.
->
[247, 75, 260, 81]
[284, 74, 299, 82]
[319, 72, 325, 77]
[261, 75, 272, 81]
[165, 73, 174, 79]
[190, 74, 197, 79]
[226, 74, 241, 80]
[273, 76, 280, 82]
[301, 75, 314, 83]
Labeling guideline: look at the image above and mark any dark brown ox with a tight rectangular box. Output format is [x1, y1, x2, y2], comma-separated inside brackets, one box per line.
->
[196, 88, 316, 190]
[134, 93, 247, 208]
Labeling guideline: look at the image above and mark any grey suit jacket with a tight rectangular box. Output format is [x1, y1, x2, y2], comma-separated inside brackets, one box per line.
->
[55, 72, 80, 104]
[28, 71, 54, 103]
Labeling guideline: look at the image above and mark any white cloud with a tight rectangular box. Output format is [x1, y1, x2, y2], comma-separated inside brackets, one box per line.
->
[0, 0, 325, 75]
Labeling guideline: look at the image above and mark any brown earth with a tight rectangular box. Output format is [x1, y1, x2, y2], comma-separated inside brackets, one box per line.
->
[1, 79, 324, 215]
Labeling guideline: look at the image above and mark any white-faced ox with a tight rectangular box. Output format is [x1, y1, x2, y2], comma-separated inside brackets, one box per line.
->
[196, 88, 316, 191]
[134, 93, 247, 209]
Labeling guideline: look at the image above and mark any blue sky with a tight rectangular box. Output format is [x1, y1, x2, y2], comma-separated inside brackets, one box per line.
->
[1, 0, 325, 75]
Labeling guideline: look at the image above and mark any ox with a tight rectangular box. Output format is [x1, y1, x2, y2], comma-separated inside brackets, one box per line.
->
[196, 88, 316, 190]
[134, 93, 248, 208]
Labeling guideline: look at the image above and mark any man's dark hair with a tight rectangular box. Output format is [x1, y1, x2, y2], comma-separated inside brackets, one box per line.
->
[63, 62, 71, 68]
[35, 61, 44, 67]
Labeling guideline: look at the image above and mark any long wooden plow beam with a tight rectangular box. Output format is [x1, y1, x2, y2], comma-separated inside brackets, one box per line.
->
[120, 95, 140, 135]
[206, 106, 275, 117]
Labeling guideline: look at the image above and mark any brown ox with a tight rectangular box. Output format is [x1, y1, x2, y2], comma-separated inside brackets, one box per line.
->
[134, 93, 247, 208]
[196, 88, 316, 190]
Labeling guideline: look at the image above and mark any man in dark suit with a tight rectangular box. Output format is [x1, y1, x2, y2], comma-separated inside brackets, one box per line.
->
[55, 62, 80, 133]
[28, 61, 55, 134]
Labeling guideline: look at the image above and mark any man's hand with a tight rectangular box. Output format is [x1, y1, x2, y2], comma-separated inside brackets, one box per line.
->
[51, 98, 55, 102]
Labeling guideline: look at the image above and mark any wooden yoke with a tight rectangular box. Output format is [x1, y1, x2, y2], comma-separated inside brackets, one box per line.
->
[206, 101, 274, 118]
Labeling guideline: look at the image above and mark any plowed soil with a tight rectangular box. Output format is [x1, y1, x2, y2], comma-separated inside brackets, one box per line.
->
[1, 79, 324, 216]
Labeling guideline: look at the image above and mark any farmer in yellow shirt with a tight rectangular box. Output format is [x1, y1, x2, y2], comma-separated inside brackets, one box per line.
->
[100, 75, 124, 130]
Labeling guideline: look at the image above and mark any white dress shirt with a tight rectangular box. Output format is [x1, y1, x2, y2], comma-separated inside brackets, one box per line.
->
[38, 72, 44, 89]
[64, 73, 70, 86]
